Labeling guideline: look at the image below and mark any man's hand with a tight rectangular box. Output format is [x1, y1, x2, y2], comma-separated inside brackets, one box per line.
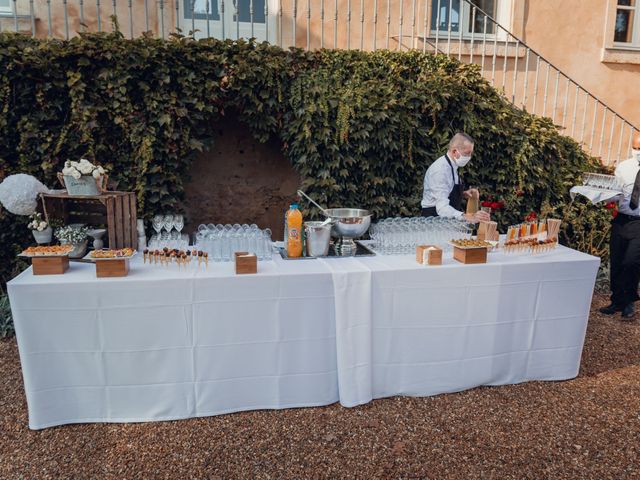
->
[463, 188, 480, 200]
[464, 211, 490, 224]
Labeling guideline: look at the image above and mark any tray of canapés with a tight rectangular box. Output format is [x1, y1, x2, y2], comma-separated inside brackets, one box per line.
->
[84, 247, 136, 261]
[143, 248, 209, 268]
[448, 239, 493, 249]
[19, 245, 74, 257]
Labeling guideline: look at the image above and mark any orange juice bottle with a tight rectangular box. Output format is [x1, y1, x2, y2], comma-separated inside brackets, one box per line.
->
[285, 203, 303, 258]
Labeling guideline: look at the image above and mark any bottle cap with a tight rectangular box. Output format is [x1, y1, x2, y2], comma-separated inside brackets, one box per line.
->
[290, 203, 298, 209]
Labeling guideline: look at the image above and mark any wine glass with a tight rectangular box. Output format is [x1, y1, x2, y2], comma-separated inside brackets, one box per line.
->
[152, 215, 164, 246]
[163, 214, 174, 233]
[174, 215, 184, 234]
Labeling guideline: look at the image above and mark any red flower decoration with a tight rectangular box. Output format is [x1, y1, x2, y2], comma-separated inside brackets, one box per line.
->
[481, 201, 492, 208]
[490, 201, 501, 210]
[497, 201, 505, 209]
[612, 210, 619, 218]
[525, 211, 538, 222]
[605, 201, 617, 210]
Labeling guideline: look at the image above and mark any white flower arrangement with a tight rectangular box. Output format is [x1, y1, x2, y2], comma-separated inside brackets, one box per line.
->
[62, 159, 106, 180]
[55, 225, 89, 244]
[27, 212, 49, 232]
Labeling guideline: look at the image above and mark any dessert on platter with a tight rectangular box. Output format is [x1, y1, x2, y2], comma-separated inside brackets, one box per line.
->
[90, 248, 136, 259]
[449, 239, 493, 249]
[143, 248, 208, 268]
[20, 245, 74, 257]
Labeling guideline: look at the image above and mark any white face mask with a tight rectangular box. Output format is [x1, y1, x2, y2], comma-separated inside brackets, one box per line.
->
[633, 149, 640, 162]
[455, 153, 472, 167]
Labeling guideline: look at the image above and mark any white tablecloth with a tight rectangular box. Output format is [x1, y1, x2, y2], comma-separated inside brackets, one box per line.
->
[8, 245, 599, 429]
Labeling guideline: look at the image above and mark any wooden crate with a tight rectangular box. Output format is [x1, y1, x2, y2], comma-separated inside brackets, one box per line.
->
[32, 256, 69, 275]
[40, 191, 137, 249]
[95, 259, 130, 278]
[453, 246, 487, 264]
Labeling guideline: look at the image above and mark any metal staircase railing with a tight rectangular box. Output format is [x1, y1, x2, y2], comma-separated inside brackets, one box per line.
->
[2, 0, 637, 165]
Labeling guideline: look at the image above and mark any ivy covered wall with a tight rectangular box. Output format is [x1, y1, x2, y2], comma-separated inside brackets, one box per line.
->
[0, 32, 610, 283]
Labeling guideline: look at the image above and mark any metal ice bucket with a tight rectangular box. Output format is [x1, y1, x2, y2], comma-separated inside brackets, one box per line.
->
[304, 221, 332, 257]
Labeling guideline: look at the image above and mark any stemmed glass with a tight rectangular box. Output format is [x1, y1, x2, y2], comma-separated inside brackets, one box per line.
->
[173, 215, 185, 249]
[162, 215, 172, 244]
[174, 215, 184, 235]
[152, 215, 164, 246]
[163, 214, 174, 234]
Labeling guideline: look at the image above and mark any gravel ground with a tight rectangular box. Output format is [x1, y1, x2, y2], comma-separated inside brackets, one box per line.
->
[1, 292, 639, 479]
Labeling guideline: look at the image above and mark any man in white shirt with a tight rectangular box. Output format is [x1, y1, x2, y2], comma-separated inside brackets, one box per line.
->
[600, 132, 640, 319]
[421, 132, 490, 223]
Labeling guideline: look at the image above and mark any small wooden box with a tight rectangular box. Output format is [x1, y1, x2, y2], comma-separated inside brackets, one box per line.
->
[453, 246, 487, 264]
[32, 256, 69, 275]
[234, 252, 257, 275]
[95, 258, 130, 277]
[416, 245, 442, 265]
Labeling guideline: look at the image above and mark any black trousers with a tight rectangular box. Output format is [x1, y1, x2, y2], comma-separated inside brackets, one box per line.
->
[610, 213, 640, 306]
[422, 207, 437, 217]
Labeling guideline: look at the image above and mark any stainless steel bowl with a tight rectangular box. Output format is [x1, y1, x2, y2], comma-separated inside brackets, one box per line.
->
[325, 208, 372, 239]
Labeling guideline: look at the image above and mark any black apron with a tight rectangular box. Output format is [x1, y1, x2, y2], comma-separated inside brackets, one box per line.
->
[422, 154, 464, 217]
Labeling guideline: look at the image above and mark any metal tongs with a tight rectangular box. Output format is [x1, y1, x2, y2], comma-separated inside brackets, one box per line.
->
[297, 190, 334, 227]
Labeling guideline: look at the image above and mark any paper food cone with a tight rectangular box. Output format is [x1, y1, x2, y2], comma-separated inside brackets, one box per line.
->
[485, 221, 498, 241]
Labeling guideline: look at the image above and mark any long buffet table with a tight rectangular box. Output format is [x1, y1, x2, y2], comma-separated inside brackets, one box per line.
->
[8, 244, 599, 429]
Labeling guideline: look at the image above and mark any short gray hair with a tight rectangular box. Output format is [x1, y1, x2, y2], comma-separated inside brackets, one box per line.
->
[448, 132, 475, 151]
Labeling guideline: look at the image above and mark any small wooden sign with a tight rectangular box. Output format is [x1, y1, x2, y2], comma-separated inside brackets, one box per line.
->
[32, 256, 69, 275]
[477, 221, 488, 240]
[453, 246, 487, 264]
[416, 245, 442, 265]
[477, 221, 498, 241]
[95, 258, 130, 277]
[234, 252, 257, 275]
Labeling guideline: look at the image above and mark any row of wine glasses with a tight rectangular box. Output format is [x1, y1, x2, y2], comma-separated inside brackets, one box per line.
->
[194, 224, 274, 261]
[582, 173, 621, 191]
[152, 214, 184, 235]
[369, 217, 474, 255]
[150, 214, 187, 250]
[148, 233, 190, 251]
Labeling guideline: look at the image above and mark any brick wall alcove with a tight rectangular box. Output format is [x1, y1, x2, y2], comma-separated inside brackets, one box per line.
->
[183, 115, 301, 241]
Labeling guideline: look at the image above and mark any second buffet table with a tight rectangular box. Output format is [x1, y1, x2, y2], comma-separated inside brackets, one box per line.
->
[9, 244, 599, 429]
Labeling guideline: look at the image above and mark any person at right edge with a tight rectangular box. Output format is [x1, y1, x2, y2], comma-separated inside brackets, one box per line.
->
[600, 131, 640, 320]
